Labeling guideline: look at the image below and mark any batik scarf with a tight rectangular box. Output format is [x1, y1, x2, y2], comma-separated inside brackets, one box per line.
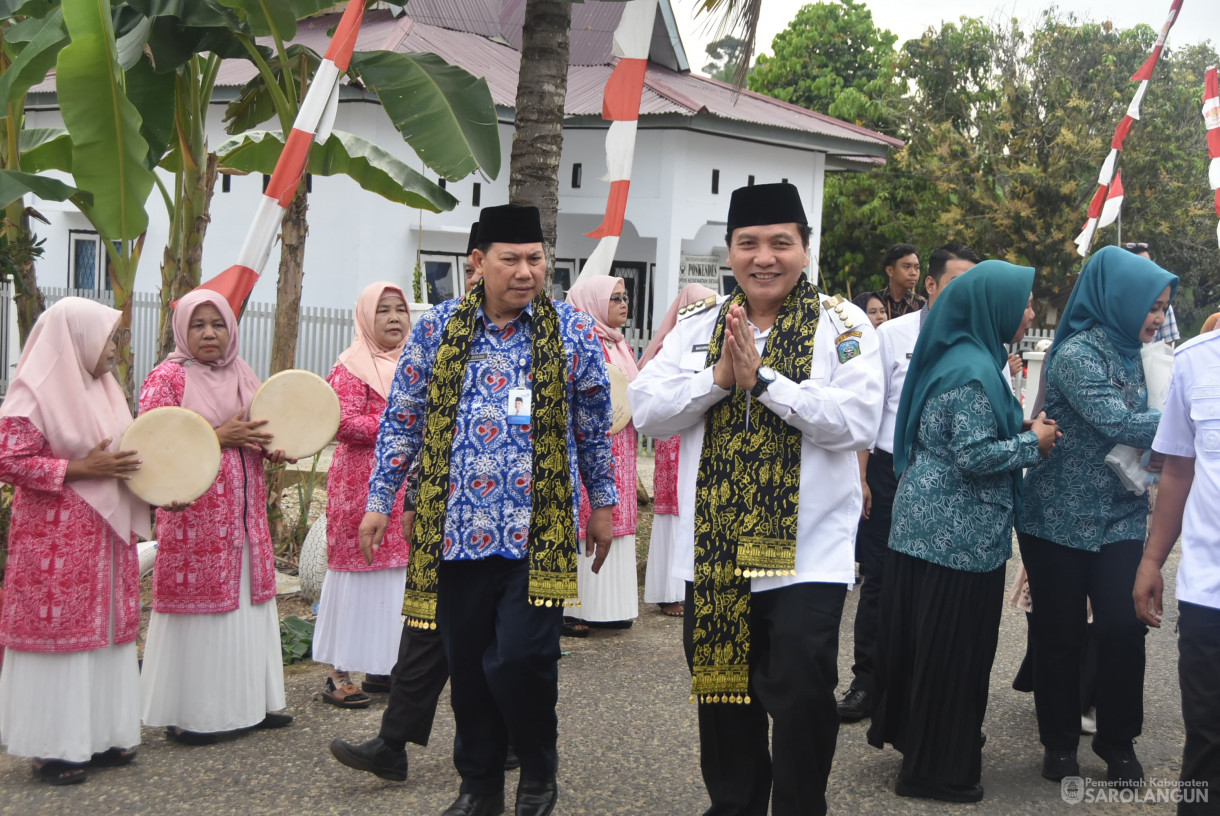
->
[402, 280, 575, 628]
[691, 275, 820, 703]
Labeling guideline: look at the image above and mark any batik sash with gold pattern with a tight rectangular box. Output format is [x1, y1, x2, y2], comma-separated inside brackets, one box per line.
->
[402, 280, 575, 629]
[690, 276, 820, 702]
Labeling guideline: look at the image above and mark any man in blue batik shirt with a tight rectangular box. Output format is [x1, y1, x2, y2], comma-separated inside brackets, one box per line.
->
[359, 204, 617, 816]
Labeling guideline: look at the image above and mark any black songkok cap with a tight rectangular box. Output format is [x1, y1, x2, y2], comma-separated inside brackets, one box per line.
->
[466, 222, 480, 255]
[477, 204, 544, 245]
[726, 183, 808, 234]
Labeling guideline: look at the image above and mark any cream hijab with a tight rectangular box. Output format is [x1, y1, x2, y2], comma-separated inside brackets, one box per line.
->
[337, 282, 409, 399]
[0, 298, 150, 540]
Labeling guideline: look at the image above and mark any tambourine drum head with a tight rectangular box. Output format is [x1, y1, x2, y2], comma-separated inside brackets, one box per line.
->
[120, 406, 221, 505]
[249, 369, 341, 459]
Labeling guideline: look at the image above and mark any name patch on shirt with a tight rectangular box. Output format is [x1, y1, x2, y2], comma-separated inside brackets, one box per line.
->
[468, 352, 489, 362]
[691, 343, 709, 353]
[837, 338, 861, 364]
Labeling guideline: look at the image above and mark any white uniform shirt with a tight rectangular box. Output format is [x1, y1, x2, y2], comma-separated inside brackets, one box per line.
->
[875, 309, 922, 454]
[628, 294, 884, 592]
[1152, 331, 1220, 611]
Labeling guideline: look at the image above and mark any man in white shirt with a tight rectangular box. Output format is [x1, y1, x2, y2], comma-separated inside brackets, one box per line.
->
[1133, 327, 1220, 814]
[838, 243, 981, 723]
[629, 183, 883, 816]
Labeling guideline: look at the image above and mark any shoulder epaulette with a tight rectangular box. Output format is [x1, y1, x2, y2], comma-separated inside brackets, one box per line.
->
[821, 293, 859, 335]
[678, 295, 720, 319]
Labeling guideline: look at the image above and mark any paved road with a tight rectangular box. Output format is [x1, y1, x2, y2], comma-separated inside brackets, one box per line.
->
[0, 548, 1188, 815]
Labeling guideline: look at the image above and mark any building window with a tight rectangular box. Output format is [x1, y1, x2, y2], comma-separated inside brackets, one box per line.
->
[748, 175, 755, 186]
[472, 182, 481, 206]
[571, 163, 582, 189]
[222, 174, 231, 193]
[711, 169, 720, 194]
[306, 173, 312, 193]
[262, 174, 270, 192]
[438, 177, 447, 190]
[782, 177, 788, 184]
[68, 231, 113, 293]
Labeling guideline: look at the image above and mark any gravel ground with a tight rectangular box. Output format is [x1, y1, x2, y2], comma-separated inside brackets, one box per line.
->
[0, 452, 1191, 814]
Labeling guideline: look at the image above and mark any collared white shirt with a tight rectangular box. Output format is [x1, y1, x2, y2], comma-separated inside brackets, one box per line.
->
[875, 309, 922, 454]
[628, 295, 884, 592]
[1152, 330, 1220, 610]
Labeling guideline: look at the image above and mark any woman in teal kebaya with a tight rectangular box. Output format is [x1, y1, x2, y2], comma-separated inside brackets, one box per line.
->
[1017, 245, 1176, 788]
[867, 261, 1059, 804]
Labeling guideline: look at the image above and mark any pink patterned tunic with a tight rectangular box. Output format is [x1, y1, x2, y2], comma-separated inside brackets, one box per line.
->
[578, 421, 638, 539]
[0, 417, 141, 652]
[139, 361, 277, 614]
[652, 435, 679, 516]
[325, 364, 408, 571]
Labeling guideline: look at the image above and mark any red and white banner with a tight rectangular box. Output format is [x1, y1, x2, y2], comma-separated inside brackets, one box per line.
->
[1075, 0, 1184, 256]
[197, 1, 365, 314]
[1203, 65, 1220, 246]
[578, 0, 658, 283]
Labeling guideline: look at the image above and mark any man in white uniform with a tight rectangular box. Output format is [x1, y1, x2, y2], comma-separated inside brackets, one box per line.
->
[839, 243, 981, 722]
[629, 183, 883, 816]
[1133, 327, 1220, 815]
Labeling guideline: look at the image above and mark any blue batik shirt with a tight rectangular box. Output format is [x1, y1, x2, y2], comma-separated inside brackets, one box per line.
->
[367, 298, 618, 561]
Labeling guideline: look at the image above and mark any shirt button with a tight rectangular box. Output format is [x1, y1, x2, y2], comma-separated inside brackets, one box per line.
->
[520, 358, 526, 365]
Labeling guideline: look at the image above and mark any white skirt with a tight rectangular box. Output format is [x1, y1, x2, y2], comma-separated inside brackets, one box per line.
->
[141, 544, 286, 732]
[575, 533, 639, 622]
[0, 544, 140, 763]
[644, 513, 685, 605]
[312, 567, 406, 675]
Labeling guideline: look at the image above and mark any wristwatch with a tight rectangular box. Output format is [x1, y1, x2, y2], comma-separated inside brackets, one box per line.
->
[750, 365, 777, 398]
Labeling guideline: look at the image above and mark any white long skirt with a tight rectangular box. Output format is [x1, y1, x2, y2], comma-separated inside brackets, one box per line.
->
[312, 567, 406, 675]
[141, 544, 286, 732]
[575, 533, 639, 622]
[0, 548, 140, 762]
[643, 513, 685, 605]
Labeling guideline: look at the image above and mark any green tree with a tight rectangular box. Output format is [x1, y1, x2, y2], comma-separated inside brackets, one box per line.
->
[702, 35, 749, 83]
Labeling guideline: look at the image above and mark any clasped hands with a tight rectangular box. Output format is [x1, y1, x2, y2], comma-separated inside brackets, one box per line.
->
[712, 305, 763, 393]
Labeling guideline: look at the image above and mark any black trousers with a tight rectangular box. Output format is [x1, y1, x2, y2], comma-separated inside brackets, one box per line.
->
[849, 449, 897, 696]
[377, 623, 449, 749]
[683, 580, 846, 816]
[1178, 602, 1220, 815]
[1017, 534, 1147, 749]
[438, 556, 563, 796]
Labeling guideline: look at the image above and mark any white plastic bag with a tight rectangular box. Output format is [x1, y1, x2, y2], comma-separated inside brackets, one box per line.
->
[1142, 341, 1174, 412]
[1105, 444, 1147, 496]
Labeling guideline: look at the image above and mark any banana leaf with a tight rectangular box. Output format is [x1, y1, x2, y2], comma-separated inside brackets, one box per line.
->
[0, 7, 68, 106]
[0, 168, 88, 208]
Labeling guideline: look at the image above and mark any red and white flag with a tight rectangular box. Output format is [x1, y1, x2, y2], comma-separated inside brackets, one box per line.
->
[1098, 171, 1125, 229]
[578, 0, 658, 283]
[1203, 65, 1220, 246]
[1075, 0, 1183, 256]
[197, 1, 365, 315]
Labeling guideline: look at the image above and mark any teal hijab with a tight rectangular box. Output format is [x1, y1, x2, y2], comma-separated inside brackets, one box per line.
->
[893, 260, 1035, 477]
[1048, 245, 1178, 375]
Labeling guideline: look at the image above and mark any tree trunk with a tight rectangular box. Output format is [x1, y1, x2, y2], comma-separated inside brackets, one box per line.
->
[270, 188, 308, 375]
[3, 202, 43, 343]
[156, 153, 219, 360]
[510, 0, 572, 273]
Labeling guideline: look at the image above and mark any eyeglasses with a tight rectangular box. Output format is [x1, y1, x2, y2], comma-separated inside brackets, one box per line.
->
[1124, 242, 1149, 250]
[609, 294, 630, 304]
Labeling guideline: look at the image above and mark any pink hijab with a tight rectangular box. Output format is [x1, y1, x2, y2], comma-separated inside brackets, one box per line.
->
[165, 289, 261, 427]
[337, 282, 409, 399]
[0, 297, 150, 540]
[567, 276, 639, 380]
[638, 283, 718, 368]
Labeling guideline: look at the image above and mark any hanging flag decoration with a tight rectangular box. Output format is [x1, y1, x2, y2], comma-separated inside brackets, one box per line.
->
[1097, 171, 1125, 229]
[577, 0, 658, 283]
[1203, 65, 1220, 247]
[196, 0, 365, 315]
[1075, 0, 1184, 257]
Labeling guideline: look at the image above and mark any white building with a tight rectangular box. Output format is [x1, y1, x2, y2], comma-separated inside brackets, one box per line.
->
[24, 0, 897, 332]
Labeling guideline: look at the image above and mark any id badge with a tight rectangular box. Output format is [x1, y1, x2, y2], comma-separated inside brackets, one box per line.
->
[506, 387, 532, 425]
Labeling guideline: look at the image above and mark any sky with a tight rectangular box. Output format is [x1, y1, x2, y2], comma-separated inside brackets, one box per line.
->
[670, 0, 1220, 76]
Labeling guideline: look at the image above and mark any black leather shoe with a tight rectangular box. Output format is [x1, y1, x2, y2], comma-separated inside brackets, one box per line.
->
[836, 688, 870, 722]
[329, 737, 408, 782]
[256, 712, 293, 729]
[1041, 748, 1079, 781]
[1092, 736, 1144, 787]
[441, 792, 506, 816]
[895, 776, 984, 803]
[504, 747, 521, 771]
[515, 776, 558, 816]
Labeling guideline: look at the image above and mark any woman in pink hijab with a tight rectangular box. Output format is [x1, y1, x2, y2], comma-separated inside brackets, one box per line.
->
[313, 282, 412, 707]
[138, 289, 292, 745]
[639, 284, 716, 616]
[0, 298, 149, 784]
[565, 276, 640, 631]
